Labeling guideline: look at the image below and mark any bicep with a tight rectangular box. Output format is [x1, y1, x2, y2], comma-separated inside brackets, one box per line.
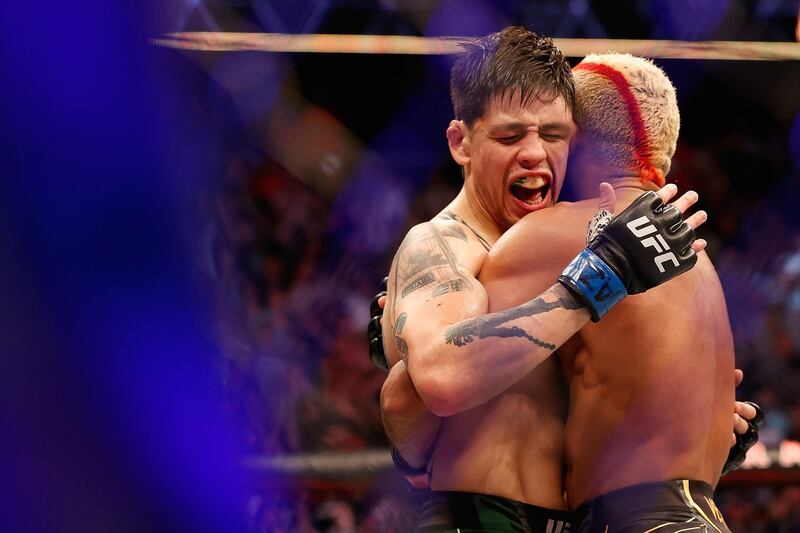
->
[479, 219, 584, 313]
[393, 275, 488, 360]
[480, 254, 552, 313]
[384, 224, 488, 363]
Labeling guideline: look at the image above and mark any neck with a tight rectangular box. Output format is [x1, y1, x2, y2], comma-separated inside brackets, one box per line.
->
[609, 176, 661, 193]
[442, 188, 502, 246]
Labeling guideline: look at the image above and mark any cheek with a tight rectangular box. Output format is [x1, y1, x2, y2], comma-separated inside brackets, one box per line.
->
[554, 143, 570, 166]
[550, 146, 570, 199]
[474, 149, 505, 180]
[550, 146, 570, 176]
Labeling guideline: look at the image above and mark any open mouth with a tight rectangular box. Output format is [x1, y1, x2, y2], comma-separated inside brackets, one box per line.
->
[509, 175, 551, 206]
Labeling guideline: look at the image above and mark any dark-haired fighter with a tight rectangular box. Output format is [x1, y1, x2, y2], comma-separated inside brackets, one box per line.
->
[379, 28, 708, 532]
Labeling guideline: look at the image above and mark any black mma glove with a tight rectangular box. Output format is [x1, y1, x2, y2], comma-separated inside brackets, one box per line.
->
[722, 401, 764, 475]
[559, 191, 698, 321]
[391, 446, 431, 490]
[367, 276, 389, 371]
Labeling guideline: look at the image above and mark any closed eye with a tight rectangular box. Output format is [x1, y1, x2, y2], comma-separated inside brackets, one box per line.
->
[540, 125, 573, 142]
[541, 133, 567, 142]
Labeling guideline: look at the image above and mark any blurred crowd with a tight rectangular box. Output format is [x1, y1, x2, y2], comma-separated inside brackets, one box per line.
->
[201, 91, 800, 531]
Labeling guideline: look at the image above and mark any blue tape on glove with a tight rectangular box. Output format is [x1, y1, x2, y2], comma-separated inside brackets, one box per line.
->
[558, 249, 627, 321]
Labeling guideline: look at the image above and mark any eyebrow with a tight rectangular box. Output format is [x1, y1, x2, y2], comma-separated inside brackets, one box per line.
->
[487, 122, 526, 136]
[488, 121, 574, 136]
[539, 122, 574, 136]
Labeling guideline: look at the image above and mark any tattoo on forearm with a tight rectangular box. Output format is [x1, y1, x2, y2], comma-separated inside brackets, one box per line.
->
[443, 287, 582, 349]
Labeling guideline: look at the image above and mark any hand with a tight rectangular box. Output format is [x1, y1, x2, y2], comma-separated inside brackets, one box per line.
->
[593, 183, 707, 251]
[731, 369, 755, 441]
[367, 277, 389, 370]
[723, 368, 764, 475]
[733, 400, 758, 439]
[723, 401, 763, 474]
[559, 183, 707, 321]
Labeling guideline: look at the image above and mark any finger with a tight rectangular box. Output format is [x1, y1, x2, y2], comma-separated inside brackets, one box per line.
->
[735, 368, 744, 387]
[655, 183, 679, 205]
[597, 182, 616, 214]
[730, 432, 737, 447]
[683, 210, 707, 231]
[368, 315, 381, 337]
[736, 401, 758, 421]
[745, 401, 764, 428]
[668, 189, 699, 214]
[734, 413, 749, 435]
[370, 291, 387, 316]
[691, 239, 707, 253]
[378, 295, 386, 309]
[658, 203, 683, 230]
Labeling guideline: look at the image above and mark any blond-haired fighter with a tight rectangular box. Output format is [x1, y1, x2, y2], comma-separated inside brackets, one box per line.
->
[379, 52, 754, 532]
[481, 53, 734, 532]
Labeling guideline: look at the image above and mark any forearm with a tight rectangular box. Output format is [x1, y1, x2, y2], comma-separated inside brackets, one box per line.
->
[409, 283, 590, 416]
[381, 360, 442, 467]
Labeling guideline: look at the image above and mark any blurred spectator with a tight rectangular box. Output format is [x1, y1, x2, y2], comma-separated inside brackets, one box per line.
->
[718, 486, 800, 532]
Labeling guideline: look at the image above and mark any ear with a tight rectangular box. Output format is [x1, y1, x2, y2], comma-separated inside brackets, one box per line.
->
[446, 120, 470, 166]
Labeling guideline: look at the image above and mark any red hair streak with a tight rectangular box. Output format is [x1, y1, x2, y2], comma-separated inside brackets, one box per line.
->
[573, 62, 665, 187]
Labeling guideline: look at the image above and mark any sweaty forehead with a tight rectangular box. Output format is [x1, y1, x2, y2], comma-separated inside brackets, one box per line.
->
[475, 96, 577, 136]
[479, 92, 574, 129]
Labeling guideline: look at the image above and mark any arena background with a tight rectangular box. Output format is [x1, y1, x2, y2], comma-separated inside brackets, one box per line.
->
[2, 1, 800, 531]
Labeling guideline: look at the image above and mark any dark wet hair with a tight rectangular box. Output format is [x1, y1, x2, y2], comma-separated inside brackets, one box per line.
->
[450, 26, 576, 126]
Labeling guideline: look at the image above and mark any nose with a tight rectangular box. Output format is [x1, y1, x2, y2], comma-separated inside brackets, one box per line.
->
[518, 134, 546, 168]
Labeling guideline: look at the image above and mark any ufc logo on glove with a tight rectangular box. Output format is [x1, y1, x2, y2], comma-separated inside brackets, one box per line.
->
[626, 216, 680, 273]
[559, 191, 698, 322]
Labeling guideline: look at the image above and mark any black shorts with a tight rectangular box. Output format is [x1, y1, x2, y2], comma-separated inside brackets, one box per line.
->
[573, 480, 731, 533]
[415, 491, 573, 532]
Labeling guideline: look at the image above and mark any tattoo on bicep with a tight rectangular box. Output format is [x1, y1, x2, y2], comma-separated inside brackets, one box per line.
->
[391, 224, 472, 304]
[432, 279, 465, 298]
[443, 286, 582, 349]
[404, 252, 449, 280]
[402, 272, 436, 298]
[394, 313, 408, 358]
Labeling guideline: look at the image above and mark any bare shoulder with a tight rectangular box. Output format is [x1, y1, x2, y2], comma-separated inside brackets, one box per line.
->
[388, 219, 487, 308]
[383, 218, 491, 364]
[396, 216, 489, 271]
[486, 201, 595, 279]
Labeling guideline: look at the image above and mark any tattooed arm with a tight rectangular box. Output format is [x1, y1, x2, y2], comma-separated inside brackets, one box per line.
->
[383, 220, 591, 417]
[381, 360, 441, 469]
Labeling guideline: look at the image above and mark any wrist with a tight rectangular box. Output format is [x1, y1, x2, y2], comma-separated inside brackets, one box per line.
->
[391, 445, 427, 473]
[558, 248, 627, 321]
[391, 446, 431, 490]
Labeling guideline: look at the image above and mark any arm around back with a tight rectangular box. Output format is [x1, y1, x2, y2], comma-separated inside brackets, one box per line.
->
[481, 205, 590, 312]
[380, 360, 442, 468]
[384, 221, 590, 416]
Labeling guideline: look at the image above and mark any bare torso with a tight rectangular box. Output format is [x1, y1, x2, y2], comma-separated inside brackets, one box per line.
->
[561, 226, 734, 507]
[478, 189, 734, 510]
[430, 356, 569, 509]
[383, 189, 733, 511]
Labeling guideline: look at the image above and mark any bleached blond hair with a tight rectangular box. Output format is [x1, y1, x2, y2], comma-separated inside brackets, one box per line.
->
[572, 53, 680, 186]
